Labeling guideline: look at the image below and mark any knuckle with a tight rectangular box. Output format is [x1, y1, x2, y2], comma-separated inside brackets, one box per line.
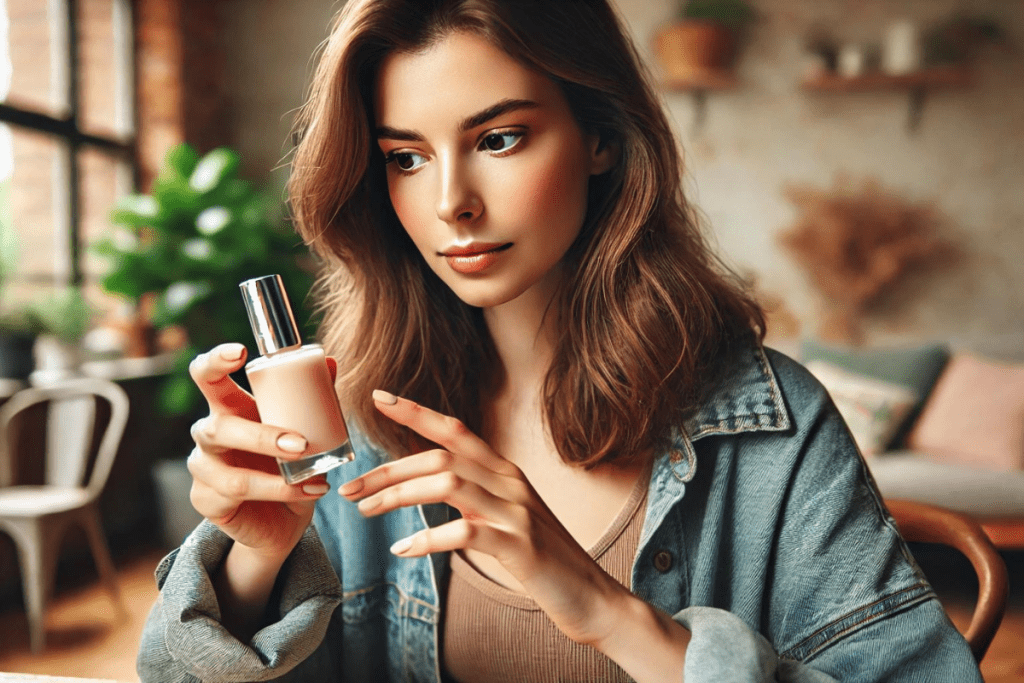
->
[439, 471, 462, 495]
[444, 416, 470, 439]
[223, 473, 250, 499]
[455, 518, 476, 544]
[190, 416, 216, 443]
[185, 447, 202, 474]
[188, 352, 208, 379]
[427, 449, 454, 470]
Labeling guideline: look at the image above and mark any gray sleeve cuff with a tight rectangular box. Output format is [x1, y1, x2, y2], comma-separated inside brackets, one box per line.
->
[674, 607, 837, 683]
[141, 520, 343, 682]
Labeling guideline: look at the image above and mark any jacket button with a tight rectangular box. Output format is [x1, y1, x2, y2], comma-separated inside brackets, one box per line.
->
[653, 550, 673, 573]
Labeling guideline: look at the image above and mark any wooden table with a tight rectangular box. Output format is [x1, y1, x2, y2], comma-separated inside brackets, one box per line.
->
[0, 674, 129, 683]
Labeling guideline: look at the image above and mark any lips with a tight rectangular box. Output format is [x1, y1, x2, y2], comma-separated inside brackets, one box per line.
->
[440, 242, 512, 275]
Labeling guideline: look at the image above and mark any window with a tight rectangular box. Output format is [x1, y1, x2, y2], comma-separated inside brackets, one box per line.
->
[0, 0, 134, 313]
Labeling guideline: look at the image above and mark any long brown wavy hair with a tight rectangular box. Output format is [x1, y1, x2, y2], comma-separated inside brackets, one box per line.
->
[287, 0, 765, 468]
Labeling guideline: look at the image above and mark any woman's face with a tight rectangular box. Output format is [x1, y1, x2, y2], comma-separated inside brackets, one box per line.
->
[374, 31, 614, 310]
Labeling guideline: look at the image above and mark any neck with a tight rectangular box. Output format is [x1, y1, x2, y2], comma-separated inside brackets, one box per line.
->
[483, 269, 562, 400]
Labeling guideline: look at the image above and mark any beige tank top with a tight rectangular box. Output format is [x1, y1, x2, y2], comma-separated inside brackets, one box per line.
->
[441, 469, 649, 683]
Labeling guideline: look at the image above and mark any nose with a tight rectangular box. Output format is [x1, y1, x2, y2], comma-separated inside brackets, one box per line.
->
[435, 153, 482, 224]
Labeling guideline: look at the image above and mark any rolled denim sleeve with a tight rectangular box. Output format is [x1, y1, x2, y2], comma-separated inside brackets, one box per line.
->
[674, 606, 837, 683]
[137, 520, 344, 682]
[674, 599, 979, 683]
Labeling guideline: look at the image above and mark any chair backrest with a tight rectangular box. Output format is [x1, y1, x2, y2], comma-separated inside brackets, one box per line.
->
[887, 498, 1009, 663]
[0, 377, 130, 500]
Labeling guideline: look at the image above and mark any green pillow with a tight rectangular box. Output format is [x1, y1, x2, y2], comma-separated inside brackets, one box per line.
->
[800, 339, 951, 450]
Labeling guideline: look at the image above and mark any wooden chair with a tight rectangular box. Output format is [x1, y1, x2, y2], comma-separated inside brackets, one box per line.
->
[887, 498, 1009, 663]
[0, 377, 130, 653]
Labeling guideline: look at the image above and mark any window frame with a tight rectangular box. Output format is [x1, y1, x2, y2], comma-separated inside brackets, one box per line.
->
[0, 0, 137, 289]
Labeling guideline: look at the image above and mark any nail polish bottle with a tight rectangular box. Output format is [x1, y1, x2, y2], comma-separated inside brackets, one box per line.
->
[239, 274, 353, 484]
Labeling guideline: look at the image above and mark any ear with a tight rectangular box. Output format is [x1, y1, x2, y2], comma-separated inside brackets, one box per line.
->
[587, 132, 619, 176]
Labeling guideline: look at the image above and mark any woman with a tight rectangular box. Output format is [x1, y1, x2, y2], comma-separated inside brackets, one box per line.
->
[138, 1, 982, 681]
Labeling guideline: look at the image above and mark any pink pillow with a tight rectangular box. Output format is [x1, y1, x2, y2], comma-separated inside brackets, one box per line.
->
[907, 353, 1024, 471]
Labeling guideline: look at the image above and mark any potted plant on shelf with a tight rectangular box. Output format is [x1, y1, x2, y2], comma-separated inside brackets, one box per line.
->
[93, 143, 317, 417]
[23, 286, 94, 384]
[654, 0, 756, 87]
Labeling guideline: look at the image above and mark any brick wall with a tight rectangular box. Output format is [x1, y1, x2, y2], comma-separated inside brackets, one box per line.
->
[2, 0, 229, 304]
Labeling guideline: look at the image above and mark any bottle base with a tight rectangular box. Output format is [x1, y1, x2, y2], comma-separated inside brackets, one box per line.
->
[277, 442, 355, 484]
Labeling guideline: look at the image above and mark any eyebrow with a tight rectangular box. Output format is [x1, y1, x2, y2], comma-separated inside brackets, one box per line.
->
[375, 98, 540, 141]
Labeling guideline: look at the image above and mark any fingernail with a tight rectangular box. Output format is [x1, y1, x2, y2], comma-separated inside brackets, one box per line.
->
[372, 389, 398, 405]
[358, 496, 381, 513]
[277, 433, 307, 453]
[390, 536, 413, 555]
[220, 343, 246, 361]
[302, 483, 330, 496]
[339, 478, 363, 496]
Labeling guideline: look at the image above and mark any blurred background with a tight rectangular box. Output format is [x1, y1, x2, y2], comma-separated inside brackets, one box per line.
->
[0, 0, 1021, 680]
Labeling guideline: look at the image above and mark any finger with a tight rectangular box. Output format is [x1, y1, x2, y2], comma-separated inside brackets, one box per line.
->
[191, 413, 310, 460]
[371, 390, 519, 476]
[340, 448, 513, 501]
[187, 446, 329, 512]
[189, 344, 257, 417]
[356, 470, 511, 522]
[389, 517, 507, 558]
[327, 356, 338, 383]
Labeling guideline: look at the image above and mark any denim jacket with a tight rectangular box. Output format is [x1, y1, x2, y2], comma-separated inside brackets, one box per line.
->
[138, 347, 982, 682]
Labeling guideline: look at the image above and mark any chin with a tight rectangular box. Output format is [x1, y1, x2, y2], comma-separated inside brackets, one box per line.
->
[445, 281, 526, 310]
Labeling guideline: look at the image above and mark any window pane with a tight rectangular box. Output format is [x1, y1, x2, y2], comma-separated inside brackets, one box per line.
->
[0, 124, 68, 298]
[80, 144, 130, 279]
[1, 0, 70, 118]
[78, 0, 132, 138]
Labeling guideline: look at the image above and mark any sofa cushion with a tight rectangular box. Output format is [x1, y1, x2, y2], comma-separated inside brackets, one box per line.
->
[906, 353, 1024, 471]
[869, 451, 1024, 517]
[800, 340, 950, 449]
[806, 360, 918, 457]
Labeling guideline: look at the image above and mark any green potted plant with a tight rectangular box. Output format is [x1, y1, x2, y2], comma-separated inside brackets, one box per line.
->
[22, 286, 94, 383]
[93, 143, 317, 416]
[655, 0, 756, 84]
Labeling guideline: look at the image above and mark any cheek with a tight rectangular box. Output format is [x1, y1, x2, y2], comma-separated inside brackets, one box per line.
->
[502, 151, 590, 228]
[387, 178, 431, 249]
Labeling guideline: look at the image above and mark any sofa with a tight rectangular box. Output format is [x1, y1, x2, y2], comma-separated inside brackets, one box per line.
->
[797, 339, 1024, 550]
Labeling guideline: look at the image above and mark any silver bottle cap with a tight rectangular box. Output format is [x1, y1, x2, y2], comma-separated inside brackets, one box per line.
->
[239, 274, 301, 356]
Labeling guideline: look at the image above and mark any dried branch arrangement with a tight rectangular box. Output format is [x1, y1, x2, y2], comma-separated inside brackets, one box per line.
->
[779, 177, 958, 342]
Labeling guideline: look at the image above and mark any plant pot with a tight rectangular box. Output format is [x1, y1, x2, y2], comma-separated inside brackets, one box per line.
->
[654, 21, 738, 79]
[30, 334, 84, 386]
[0, 331, 36, 380]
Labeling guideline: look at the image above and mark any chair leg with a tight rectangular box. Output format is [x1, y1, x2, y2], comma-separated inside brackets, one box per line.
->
[9, 517, 61, 654]
[80, 505, 123, 616]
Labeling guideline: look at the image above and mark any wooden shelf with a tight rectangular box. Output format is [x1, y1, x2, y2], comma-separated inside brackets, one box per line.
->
[801, 66, 972, 92]
[664, 69, 738, 92]
[801, 66, 973, 132]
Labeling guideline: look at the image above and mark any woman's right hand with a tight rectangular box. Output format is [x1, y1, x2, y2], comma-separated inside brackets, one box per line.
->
[186, 342, 332, 562]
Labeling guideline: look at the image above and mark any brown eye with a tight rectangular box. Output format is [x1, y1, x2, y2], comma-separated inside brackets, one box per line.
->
[384, 150, 427, 172]
[483, 134, 506, 151]
[479, 131, 523, 153]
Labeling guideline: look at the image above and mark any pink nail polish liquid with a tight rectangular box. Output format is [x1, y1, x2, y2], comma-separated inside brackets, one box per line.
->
[240, 274, 354, 484]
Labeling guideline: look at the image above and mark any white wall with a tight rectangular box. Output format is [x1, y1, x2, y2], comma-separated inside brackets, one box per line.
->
[221, 0, 1024, 359]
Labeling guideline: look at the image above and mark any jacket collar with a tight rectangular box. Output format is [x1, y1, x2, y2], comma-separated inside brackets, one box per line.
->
[664, 344, 791, 483]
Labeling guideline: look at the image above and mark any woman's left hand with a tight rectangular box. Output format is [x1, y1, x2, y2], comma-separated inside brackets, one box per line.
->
[337, 389, 630, 648]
